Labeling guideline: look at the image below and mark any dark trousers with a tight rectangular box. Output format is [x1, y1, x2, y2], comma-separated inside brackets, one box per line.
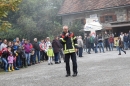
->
[78, 47, 83, 57]
[65, 52, 77, 74]
[21, 58, 26, 67]
[40, 51, 47, 61]
[105, 39, 110, 51]
[16, 55, 22, 67]
[30, 55, 33, 64]
[88, 43, 94, 53]
[119, 47, 125, 54]
[54, 52, 59, 62]
[34, 50, 40, 63]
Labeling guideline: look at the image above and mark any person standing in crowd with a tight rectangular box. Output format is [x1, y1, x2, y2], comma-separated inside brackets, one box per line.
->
[28, 40, 33, 64]
[1, 47, 9, 72]
[104, 31, 110, 51]
[88, 34, 94, 54]
[39, 40, 47, 62]
[30, 48, 35, 65]
[0, 39, 7, 51]
[83, 35, 87, 52]
[77, 36, 83, 57]
[15, 37, 22, 68]
[118, 37, 126, 55]
[23, 40, 31, 66]
[13, 42, 21, 68]
[89, 34, 94, 51]
[47, 45, 54, 65]
[85, 36, 89, 53]
[21, 46, 27, 68]
[115, 39, 119, 51]
[59, 34, 65, 62]
[33, 38, 40, 64]
[128, 30, 130, 49]
[45, 37, 51, 60]
[94, 35, 99, 53]
[109, 34, 114, 51]
[7, 41, 13, 48]
[0, 39, 8, 72]
[98, 34, 105, 53]
[60, 25, 78, 77]
[123, 33, 128, 50]
[52, 36, 61, 64]
[120, 32, 124, 42]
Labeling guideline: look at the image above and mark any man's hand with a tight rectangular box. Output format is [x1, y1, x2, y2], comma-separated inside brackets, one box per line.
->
[65, 33, 69, 37]
[75, 49, 78, 52]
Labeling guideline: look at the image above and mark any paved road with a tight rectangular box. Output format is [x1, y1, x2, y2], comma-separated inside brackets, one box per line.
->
[0, 50, 130, 86]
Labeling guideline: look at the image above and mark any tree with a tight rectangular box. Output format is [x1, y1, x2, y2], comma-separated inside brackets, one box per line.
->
[70, 19, 84, 37]
[0, 0, 64, 40]
[0, 0, 22, 31]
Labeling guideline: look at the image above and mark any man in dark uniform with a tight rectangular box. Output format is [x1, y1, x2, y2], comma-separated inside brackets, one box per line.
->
[60, 25, 78, 77]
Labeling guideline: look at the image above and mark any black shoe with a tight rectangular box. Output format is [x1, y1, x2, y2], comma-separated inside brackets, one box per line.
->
[72, 73, 77, 77]
[28, 64, 31, 66]
[51, 63, 53, 65]
[55, 62, 59, 64]
[48, 63, 50, 65]
[59, 61, 61, 63]
[124, 51, 126, 54]
[79, 56, 83, 57]
[118, 53, 121, 55]
[88, 52, 91, 54]
[32, 63, 35, 65]
[66, 74, 70, 77]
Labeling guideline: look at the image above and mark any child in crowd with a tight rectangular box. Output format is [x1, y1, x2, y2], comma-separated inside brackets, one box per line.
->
[47, 45, 54, 65]
[7, 52, 14, 72]
[115, 40, 119, 51]
[30, 48, 35, 65]
[13, 53, 19, 70]
[118, 37, 126, 55]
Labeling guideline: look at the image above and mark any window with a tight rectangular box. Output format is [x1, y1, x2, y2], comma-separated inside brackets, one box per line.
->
[100, 14, 117, 23]
[104, 16, 113, 22]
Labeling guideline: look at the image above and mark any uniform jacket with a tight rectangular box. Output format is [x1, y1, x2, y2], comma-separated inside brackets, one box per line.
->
[60, 31, 78, 54]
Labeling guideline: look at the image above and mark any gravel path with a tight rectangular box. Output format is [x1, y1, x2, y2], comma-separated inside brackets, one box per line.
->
[0, 50, 130, 86]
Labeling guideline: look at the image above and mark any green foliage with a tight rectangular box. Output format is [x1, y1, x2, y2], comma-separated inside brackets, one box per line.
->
[0, 0, 22, 31]
[70, 19, 84, 37]
[0, 0, 63, 40]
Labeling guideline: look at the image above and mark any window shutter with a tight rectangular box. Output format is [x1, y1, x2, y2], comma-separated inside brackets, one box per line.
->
[113, 15, 117, 21]
[100, 16, 105, 23]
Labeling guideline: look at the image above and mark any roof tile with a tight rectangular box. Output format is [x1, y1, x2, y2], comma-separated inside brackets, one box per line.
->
[58, 0, 130, 15]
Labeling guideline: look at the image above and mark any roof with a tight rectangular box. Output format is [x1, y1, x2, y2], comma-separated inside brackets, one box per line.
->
[58, 0, 130, 16]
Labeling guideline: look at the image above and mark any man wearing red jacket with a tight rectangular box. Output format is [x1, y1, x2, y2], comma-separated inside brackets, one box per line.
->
[109, 34, 114, 51]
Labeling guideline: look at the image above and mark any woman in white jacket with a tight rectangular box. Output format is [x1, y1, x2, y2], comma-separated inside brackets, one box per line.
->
[45, 37, 52, 60]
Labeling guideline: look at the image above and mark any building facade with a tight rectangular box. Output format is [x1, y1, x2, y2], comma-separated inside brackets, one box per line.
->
[58, 0, 130, 37]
